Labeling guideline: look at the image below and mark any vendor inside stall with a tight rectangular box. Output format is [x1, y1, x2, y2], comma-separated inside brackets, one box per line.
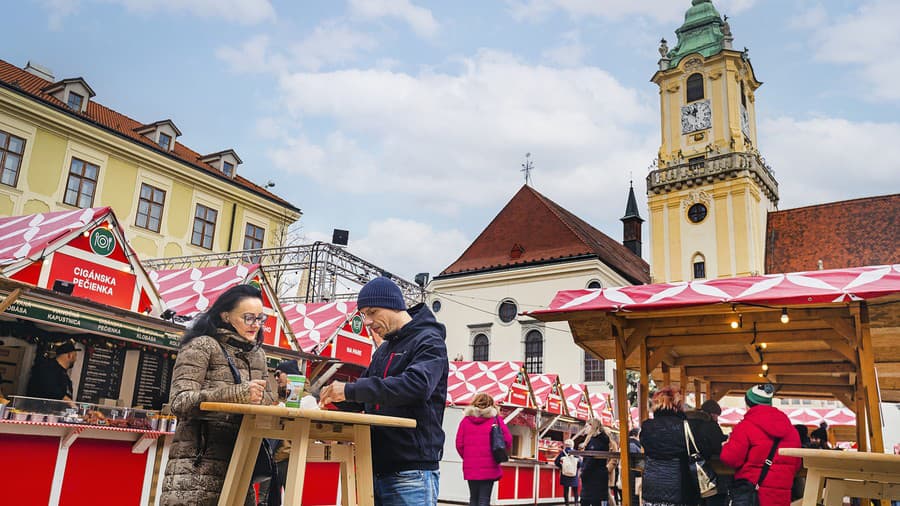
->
[25, 338, 79, 401]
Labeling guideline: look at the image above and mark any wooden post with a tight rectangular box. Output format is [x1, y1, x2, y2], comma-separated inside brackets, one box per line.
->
[854, 303, 884, 452]
[616, 337, 633, 506]
[694, 379, 702, 406]
[640, 340, 649, 422]
[662, 363, 671, 386]
[855, 385, 868, 452]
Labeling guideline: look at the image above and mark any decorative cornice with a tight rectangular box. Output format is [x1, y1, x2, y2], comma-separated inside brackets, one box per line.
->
[647, 151, 778, 203]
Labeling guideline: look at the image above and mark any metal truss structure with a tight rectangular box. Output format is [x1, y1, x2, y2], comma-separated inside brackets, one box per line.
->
[142, 241, 425, 305]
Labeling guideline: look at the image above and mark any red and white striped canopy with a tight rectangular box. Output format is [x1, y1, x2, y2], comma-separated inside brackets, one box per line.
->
[447, 361, 524, 406]
[529, 374, 558, 409]
[0, 207, 109, 266]
[717, 406, 856, 427]
[561, 383, 590, 420]
[150, 264, 259, 317]
[590, 392, 613, 425]
[281, 301, 358, 353]
[532, 265, 900, 315]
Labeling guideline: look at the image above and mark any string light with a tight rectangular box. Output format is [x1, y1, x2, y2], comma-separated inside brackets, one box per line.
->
[761, 363, 769, 371]
[730, 313, 743, 329]
[780, 308, 789, 324]
[759, 342, 767, 350]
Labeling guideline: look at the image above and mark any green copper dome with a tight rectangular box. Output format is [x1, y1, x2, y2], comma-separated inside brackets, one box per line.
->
[666, 0, 727, 68]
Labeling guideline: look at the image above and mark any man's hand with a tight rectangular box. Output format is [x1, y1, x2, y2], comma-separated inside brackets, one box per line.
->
[248, 379, 267, 404]
[318, 381, 346, 407]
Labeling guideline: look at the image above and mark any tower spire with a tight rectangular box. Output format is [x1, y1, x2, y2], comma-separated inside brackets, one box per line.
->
[621, 181, 644, 257]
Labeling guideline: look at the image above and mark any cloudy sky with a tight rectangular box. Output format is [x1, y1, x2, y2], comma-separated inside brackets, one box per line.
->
[4, 0, 899, 281]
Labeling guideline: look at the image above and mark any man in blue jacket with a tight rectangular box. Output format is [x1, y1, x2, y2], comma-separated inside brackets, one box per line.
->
[319, 276, 449, 506]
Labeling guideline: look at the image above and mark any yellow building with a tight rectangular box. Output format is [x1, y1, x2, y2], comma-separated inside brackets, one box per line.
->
[0, 59, 300, 260]
[647, 0, 778, 283]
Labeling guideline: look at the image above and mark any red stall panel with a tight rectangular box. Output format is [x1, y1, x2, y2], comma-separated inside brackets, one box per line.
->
[0, 434, 58, 506]
[517, 466, 535, 499]
[59, 438, 148, 506]
[301, 462, 341, 505]
[555, 470, 564, 496]
[497, 465, 517, 500]
[538, 467, 556, 498]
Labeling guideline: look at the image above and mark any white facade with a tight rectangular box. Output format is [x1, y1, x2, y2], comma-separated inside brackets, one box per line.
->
[428, 258, 633, 389]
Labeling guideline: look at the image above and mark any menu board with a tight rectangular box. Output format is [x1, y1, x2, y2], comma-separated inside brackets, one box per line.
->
[76, 346, 126, 404]
[132, 350, 174, 410]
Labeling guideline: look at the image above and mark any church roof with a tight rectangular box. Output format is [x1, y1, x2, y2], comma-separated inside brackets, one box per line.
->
[765, 193, 900, 273]
[666, 0, 727, 68]
[438, 185, 650, 284]
[622, 182, 642, 221]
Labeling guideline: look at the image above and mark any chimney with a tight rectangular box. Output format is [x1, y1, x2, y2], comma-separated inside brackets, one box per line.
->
[24, 61, 54, 81]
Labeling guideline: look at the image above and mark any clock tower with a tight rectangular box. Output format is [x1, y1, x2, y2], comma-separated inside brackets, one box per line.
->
[647, 0, 778, 283]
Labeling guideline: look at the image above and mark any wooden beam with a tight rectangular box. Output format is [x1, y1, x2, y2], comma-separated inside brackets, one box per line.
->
[821, 316, 857, 344]
[709, 382, 854, 397]
[0, 288, 22, 313]
[692, 374, 851, 386]
[673, 350, 846, 367]
[615, 331, 633, 506]
[855, 381, 867, 452]
[647, 346, 673, 371]
[833, 390, 854, 411]
[662, 363, 671, 386]
[854, 303, 884, 453]
[744, 344, 762, 364]
[640, 340, 649, 422]
[684, 362, 855, 377]
[828, 339, 858, 363]
[694, 379, 702, 404]
[646, 330, 844, 348]
[624, 322, 650, 359]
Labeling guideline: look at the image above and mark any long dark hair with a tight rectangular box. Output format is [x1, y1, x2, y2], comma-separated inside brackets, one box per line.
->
[181, 284, 264, 346]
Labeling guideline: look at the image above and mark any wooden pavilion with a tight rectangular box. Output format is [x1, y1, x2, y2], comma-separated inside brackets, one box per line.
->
[528, 265, 900, 506]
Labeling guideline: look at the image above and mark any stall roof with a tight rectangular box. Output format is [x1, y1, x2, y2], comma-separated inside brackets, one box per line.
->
[717, 406, 856, 427]
[561, 383, 591, 421]
[0, 207, 108, 266]
[447, 360, 530, 406]
[529, 373, 568, 415]
[281, 301, 358, 353]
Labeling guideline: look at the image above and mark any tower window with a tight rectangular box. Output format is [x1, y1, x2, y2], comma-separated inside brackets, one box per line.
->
[686, 73, 704, 102]
[472, 333, 489, 361]
[498, 299, 518, 323]
[688, 203, 708, 223]
[741, 81, 747, 107]
[692, 253, 707, 279]
[524, 329, 543, 373]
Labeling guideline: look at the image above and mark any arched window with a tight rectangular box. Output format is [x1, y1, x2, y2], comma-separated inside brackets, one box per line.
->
[524, 329, 543, 373]
[498, 299, 518, 324]
[586, 279, 602, 289]
[740, 81, 747, 107]
[472, 333, 489, 361]
[692, 253, 706, 279]
[686, 73, 704, 102]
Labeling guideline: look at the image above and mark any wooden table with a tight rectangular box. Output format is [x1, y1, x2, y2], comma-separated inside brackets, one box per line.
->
[780, 448, 900, 506]
[200, 402, 416, 506]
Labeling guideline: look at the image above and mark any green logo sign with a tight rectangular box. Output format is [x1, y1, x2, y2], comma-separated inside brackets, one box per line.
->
[89, 228, 116, 256]
[351, 315, 363, 334]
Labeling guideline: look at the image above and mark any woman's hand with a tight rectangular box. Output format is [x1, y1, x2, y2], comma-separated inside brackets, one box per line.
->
[248, 379, 267, 404]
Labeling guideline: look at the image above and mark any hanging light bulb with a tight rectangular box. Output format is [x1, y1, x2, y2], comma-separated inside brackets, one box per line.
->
[759, 342, 768, 350]
[761, 363, 769, 371]
[780, 308, 789, 324]
[730, 320, 740, 329]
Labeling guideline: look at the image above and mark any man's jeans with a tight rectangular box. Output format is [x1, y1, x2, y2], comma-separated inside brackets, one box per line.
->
[374, 470, 440, 506]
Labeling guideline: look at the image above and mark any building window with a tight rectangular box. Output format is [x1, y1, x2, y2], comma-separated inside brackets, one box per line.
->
[223, 161, 235, 177]
[191, 204, 218, 249]
[498, 299, 518, 324]
[67, 92, 84, 111]
[524, 329, 543, 373]
[585, 354, 604, 382]
[587, 279, 602, 290]
[686, 73, 704, 102]
[741, 81, 747, 107]
[135, 183, 165, 232]
[0, 130, 25, 187]
[687, 203, 707, 223]
[243, 223, 265, 250]
[431, 300, 442, 313]
[472, 333, 489, 361]
[63, 158, 99, 208]
[693, 252, 706, 279]
[158, 132, 172, 150]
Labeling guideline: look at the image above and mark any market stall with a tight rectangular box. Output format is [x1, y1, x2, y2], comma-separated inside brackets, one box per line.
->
[0, 207, 180, 505]
[442, 360, 568, 504]
[531, 374, 587, 470]
[282, 300, 374, 368]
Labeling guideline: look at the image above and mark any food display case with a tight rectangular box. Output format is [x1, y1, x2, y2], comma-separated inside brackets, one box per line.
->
[4, 395, 166, 429]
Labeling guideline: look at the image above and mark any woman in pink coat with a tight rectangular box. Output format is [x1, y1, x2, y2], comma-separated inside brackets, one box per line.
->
[456, 392, 513, 506]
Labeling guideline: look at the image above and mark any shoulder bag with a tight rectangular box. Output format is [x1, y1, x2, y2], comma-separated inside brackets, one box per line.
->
[490, 415, 509, 463]
[684, 420, 719, 498]
[728, 437, 781, 506]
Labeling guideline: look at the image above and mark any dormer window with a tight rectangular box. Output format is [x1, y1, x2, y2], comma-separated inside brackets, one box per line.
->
[158, 132, 172, 150]
[199, 149, 242, 178]
[223, 161, 235, 177]
[67, 92, 84, 111]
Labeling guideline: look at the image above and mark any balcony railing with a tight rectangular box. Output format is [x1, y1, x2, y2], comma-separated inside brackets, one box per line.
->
[647, 151, 778, 201]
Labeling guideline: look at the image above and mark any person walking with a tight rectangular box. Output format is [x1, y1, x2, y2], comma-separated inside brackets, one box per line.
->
[455, 392, 512, 506]
[576, 418, 612, 506]
[160, 284, 273, 506]
[555, 438, 583, 505]
[640, 386, 698, 506]
[318, 276, 449, 506]
[720, 385, 801, 506]
[687, 399, 726, 506]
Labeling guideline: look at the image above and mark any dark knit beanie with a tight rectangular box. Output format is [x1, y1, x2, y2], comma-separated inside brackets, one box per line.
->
[357, 277, 407, 311]
[700, 399, 722, 416]
[275, 359, 301, 376]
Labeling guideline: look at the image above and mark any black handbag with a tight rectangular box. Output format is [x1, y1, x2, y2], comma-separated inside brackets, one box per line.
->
[684, 421, 718, 498]
[490, 416, 509, 463]
[728, 437, 781, 506]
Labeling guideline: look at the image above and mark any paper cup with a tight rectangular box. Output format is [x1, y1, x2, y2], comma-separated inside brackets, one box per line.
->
[285, 374, 306, 408]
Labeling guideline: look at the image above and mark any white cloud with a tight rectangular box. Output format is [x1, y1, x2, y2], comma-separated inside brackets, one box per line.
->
[348, 219, 470, 280]
[267, 50, 655, 219]
[348, 0, 439, 38]
[40, 0, 275, 26]
[506, 0, 756, 24]
[805, 0, 900, 101]
[216, 35, 286, 74]
[541, 30, 588, 67]
[760, 116, 900, 208]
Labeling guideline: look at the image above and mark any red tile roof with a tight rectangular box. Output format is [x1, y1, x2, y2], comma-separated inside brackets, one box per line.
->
[765, 193, 900, 273]
[439, 185, 650, 284]
[0, 59, 299, 213]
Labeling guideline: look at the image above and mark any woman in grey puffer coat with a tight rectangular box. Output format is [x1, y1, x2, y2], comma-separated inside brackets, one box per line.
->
[160, 285, 273, 506]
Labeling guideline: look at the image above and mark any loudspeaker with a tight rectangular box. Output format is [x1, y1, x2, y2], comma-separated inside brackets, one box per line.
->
[331, 229, 349, 246]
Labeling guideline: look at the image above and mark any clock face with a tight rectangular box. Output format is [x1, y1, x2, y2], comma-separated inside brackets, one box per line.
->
[681, 100, 712, 134]
[740, 104, 751, 138]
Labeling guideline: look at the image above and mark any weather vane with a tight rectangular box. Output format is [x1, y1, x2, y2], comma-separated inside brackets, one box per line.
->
[521, 153, 534, 186]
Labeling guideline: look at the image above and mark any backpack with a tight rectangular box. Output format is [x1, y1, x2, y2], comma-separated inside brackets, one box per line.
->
[561, 453, 579, 477]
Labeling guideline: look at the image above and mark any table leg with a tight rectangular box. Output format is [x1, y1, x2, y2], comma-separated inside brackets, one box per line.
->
[282, 418, 311, 506]
[219, 415, 258, 506]
[802, 469, 825, 506]
[823, 478, 846, 506]
[354, 424, 375, 505]
[336, 444, 358, 506]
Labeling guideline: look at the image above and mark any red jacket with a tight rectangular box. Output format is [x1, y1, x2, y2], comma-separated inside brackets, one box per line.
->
[720, 405, 802, 506]
[456, 406, 512, 481]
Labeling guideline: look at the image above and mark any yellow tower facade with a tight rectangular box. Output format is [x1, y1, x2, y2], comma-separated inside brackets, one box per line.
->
[647, 0, 778, 283]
